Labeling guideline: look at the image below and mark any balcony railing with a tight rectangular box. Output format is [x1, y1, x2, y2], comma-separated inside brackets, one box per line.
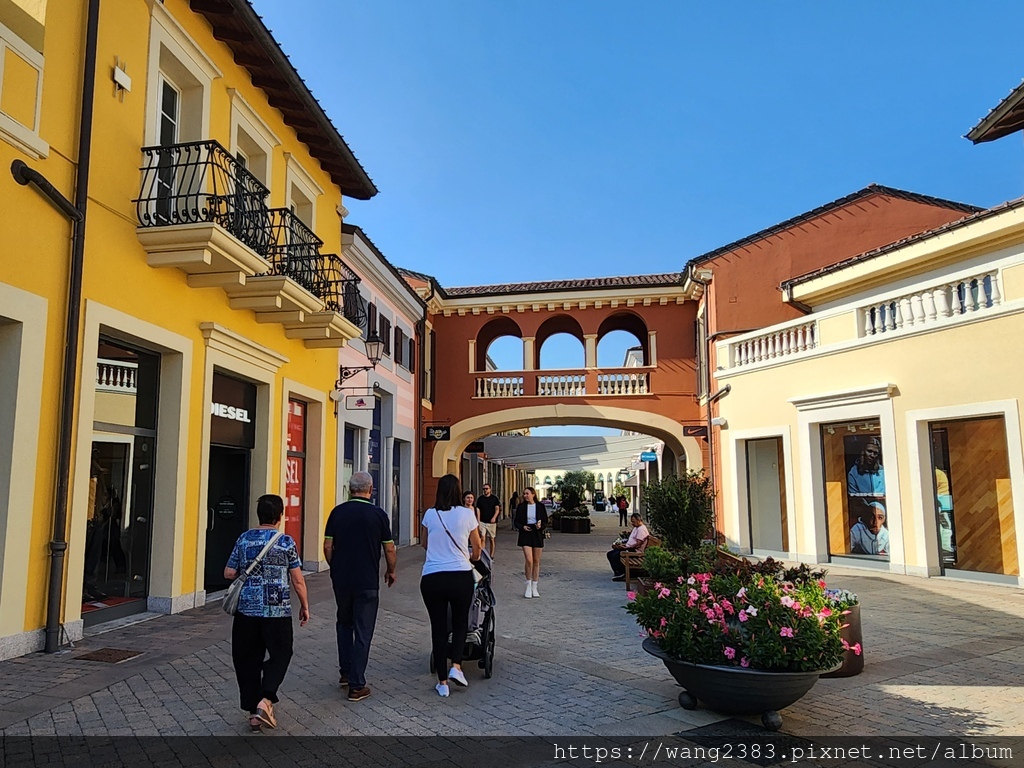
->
[730, 321, 817, 368]
[266, 208, 323, 294]
[474, 368, 654, 398]
[320, 254, 367, 327]
[861, 270, 1002, 336]
[136, 140, 272, 256]
[96, 359, 138, 394]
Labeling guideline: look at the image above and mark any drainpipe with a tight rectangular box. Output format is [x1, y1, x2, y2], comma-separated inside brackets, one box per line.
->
[414, 279, 436, 541]
[39, 0, 99, 653]
[687, 264, 716, 483]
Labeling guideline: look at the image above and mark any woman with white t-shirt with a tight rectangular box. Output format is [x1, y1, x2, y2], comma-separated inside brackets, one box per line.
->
[420, 473, 483, 698]
[513, 487, 548, 599]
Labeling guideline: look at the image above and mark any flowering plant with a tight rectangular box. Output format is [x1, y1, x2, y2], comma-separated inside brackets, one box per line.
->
[626, 572, 848, 672]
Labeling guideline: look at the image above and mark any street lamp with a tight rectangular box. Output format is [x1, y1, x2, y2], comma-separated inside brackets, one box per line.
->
[335, 330, 384, 388]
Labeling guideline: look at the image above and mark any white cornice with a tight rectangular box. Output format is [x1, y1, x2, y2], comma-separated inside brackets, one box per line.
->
[200, 323, 289, 373]
[789, 383, 896, 412]
[342, 231, 426, 322]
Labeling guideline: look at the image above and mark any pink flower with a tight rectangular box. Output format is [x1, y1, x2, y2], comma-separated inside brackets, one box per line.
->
[626, 591, 637, 601]
[740, 657, 750, 668]
[654, 582, 663, 590]
[687, 576, 696, 585]
[818, 579, 827, 589]
[659, 617, 667, 628]
[779, 627, 794, 638]
[736, 587, 747, 599]
[688, 589, 699, 602]
[677, 576, 685, 584]
[738, 611, 748, 623]
[780, 596, 795, 608]
[651, 630, 663, 639]
[852, 643, 862, 656]
[704, 609, 716, 621]
[723, 647, 736, 660]
[818, 606, 832, 617]
[745, 606, 758, 617]
[658, 587, 671, 599]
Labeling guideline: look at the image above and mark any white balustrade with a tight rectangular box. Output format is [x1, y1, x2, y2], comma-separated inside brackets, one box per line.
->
[537, 374, 586, 397]
[730, 321, 817, 368]
[96, 359, 139, 393]
[596, 372, 649, 395]
[475, 375, 524, 398]
[860, 270, 1002, 336]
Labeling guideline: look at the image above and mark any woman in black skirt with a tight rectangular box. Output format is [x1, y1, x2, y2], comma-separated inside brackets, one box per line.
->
[513, 487, 548, 599]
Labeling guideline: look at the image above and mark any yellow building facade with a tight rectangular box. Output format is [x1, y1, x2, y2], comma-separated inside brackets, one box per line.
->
[1, 0, 376, 657]
[714, 200, 1024, 587]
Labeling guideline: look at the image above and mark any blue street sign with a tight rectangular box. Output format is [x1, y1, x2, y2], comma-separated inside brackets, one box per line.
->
[640, 451, 657, 462]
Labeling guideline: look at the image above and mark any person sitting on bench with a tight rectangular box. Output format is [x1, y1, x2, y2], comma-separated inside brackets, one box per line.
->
[608, 513, 650, 581]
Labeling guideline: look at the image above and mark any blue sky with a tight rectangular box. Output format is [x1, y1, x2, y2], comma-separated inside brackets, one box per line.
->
[257, 2, 1024, 434]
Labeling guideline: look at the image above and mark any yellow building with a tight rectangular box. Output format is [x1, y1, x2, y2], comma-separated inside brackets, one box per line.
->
[1, 0, 377, 657]
[714, 196, 1024, 587]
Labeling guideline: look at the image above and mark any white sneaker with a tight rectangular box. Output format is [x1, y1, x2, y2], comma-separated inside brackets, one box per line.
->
[435, 683, 449, 697]
[531, 581, 540, 598]
[525, 581, 533, 599]
[448, 667, 468, 687]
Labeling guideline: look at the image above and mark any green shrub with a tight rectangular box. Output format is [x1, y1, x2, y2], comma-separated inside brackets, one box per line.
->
[642, 471, 715, 551]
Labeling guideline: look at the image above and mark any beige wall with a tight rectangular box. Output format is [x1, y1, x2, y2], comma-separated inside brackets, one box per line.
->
[717, 309, 1024, 585]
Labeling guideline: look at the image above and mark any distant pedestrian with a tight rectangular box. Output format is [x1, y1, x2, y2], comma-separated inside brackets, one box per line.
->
[508, 490, 520, 531]
[225, 494, 309, 732]
[323, 472, 397, 703]
[476, 483, 501, 558]
[421, 474, 483, 697]
[617, 495, 629, 527]
[514, 487, 548, 599]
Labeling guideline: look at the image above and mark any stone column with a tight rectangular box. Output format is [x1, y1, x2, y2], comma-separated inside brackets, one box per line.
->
[523, 337, 536, 370]
[584, 334, 598, 368]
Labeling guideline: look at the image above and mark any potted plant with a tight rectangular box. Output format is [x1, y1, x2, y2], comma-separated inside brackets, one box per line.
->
[820, 589, 863, 678]
[626, 570, 845, 730]
[554, 471, 594, 534]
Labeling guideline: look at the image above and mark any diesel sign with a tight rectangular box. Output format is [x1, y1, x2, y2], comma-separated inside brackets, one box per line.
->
[210, 373, 257, 448]
[211, 403, 252, 423]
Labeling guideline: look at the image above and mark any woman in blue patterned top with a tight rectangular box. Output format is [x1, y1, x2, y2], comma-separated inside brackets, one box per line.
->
[224, 494, 310, 732]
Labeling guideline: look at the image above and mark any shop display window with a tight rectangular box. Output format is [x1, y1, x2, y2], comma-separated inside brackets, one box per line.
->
[821, 420, 889, 560]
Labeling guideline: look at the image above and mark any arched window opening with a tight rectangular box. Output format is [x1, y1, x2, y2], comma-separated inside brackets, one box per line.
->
[597, 329, 644, 368]
[476, 317, 522, 371]
[597, 312, 649, 365]
[485, 335, 524, 371]
[539, 333, 585, 370]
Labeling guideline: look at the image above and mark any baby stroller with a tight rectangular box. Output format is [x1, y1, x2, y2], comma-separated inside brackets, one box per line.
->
[428, 549, 497, 679]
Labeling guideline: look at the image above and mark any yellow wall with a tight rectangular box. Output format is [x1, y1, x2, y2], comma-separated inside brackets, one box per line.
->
[717, 308, 1024, 578]
[1, 0, 351, 644]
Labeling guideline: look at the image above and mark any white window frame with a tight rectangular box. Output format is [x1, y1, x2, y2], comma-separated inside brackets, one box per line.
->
[144, 1, 220, 147]
[228, 88, 278, 192]
[285, 152, 323, 230]
[0, 19, 47, 158]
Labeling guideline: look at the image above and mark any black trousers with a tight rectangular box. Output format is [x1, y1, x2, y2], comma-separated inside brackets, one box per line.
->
[420, 570, 475, 682]
[231, 613, 294, 713]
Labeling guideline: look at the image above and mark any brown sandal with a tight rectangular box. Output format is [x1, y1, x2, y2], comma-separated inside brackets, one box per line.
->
[248, 715, 262, 732]
[256, 700, 276, 729]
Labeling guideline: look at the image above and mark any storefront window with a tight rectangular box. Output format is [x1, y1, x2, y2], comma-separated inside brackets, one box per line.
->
[821, 421, 889, 560]
[929, 417, 1018, 576]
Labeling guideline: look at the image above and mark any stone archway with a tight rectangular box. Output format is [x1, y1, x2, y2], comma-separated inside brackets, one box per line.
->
[431, 404, 703, 478]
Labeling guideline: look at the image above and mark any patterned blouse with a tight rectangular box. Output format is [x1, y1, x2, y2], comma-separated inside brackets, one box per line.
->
[226, 528, 302, 618]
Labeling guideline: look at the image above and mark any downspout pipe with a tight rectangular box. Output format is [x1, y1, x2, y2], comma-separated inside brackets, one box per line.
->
[687, 264, 716, 484]
[415, 279, 437, 544]
[45, 0, 100, 653]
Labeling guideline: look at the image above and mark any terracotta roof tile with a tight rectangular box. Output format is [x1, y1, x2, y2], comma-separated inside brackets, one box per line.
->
[443, 273, 683, 297]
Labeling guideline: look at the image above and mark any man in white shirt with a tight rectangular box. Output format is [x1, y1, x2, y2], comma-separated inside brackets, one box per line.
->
[608, 513, 650, 581]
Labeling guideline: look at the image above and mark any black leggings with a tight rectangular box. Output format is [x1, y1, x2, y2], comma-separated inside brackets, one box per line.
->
[420, 570, 475, 682]
[231, 613, 294, 713]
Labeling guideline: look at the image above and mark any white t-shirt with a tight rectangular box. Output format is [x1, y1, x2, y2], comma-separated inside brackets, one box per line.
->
[422, 505, 479, 576]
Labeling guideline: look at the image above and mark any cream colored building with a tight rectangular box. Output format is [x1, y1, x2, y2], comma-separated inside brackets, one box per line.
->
[714, 198, 1024, 586]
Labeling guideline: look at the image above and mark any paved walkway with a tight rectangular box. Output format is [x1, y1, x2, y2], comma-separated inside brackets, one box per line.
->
[1, 512, 1023, 738]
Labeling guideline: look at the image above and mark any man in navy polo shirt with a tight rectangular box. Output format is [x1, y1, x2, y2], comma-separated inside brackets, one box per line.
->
[323, 472, 397, 702]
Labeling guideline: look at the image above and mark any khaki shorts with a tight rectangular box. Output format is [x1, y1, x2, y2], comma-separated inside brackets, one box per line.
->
[479, 522, 497, 539]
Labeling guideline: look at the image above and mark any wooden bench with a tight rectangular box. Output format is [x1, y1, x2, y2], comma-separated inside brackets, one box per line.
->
[621, 534, 661, 591]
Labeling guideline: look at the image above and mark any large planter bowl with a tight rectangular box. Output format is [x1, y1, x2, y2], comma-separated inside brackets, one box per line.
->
[642, 637, 836, 730]
[821, 603, 864, 678]
[561, 518, 591, 533]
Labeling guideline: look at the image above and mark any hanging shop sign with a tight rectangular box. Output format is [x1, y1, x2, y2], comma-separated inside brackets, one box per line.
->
[640, 451, 658, 462]
[683, 425, 709, 438]
[425, 426, 450, 441]
[346, 395, 374, 410]
[211, 373, 257, 449]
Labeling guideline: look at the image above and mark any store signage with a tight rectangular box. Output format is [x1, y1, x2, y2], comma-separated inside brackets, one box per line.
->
[210, 373, 256, 449]
[683, 425, 709, 438]
[640, 451, 658, 462]
[425, 426, 450, 441]
[465, 441, 485, 454]
[346, 395, 374, 410]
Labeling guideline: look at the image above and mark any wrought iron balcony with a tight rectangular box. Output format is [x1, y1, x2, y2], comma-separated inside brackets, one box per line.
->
[135, 140, 272, 256]
[319, 254, 367, 328]
[266, 208, 323, 294]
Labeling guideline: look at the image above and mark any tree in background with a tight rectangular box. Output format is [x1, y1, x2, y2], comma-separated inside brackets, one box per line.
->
[554, 470, 595, 515]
